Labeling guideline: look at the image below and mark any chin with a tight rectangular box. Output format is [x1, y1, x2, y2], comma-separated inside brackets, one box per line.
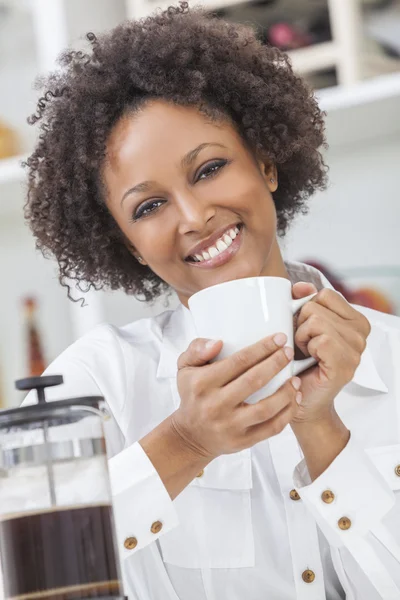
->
[201, 263, 262, 289]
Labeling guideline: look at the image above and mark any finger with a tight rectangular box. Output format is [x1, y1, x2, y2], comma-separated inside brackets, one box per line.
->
[222, 342, 294, 405]
[292, 281, 318, 299]
[295, 303, 367, 355]
[237, 377, 301, 428]
[295, 313, 338, 357]
[203, 332, 290, 388]
[296, 297, 340, 330]
[177, 338, 223, 370]
[307, 333, 360, 384]
[244, 394, 299, 446]
[310, 288, 360, 321]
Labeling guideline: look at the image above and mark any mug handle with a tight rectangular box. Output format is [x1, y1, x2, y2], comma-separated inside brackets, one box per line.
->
[291, 292, 318, 376]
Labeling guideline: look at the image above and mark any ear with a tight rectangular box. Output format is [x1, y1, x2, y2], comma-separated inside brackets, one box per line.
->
[258, 159, 278, 193]
[125, 238, 148, 266]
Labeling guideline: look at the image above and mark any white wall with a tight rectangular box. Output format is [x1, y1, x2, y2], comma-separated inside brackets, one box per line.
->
[282, 133, 400, 269]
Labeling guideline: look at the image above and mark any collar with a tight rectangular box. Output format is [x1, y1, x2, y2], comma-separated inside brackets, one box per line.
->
[156, 261, 388, 394]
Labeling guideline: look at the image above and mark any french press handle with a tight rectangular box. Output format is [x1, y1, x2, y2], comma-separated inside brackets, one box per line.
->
[15, 375, 64, 403]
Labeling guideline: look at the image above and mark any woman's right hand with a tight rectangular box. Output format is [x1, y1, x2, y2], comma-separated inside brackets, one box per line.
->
[171, 334, 302, 461]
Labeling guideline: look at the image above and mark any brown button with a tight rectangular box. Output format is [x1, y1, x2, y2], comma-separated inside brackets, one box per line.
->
[151, 520, 163, 534]
[124, 537, 138, 550]
[196, 469, 205, 478]
[338, 517, 351, 530]
[394, 465, 400, 477]
[289, 489, 301, 501]
[302, 569, 315, 583]
[321, 490, 335, 504]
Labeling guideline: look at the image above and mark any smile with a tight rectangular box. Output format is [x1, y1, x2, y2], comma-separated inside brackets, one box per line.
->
[186, 224, 243, 269]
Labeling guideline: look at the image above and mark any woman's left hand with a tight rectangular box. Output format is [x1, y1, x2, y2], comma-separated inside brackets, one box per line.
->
[290, 282, 371, 424]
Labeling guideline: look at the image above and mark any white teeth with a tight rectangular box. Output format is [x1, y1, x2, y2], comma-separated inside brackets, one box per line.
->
[224, 234, 233, 247]
[209, 247, 219, 258]
[189, 225, 241, 262]
[216, 239, 228, 252]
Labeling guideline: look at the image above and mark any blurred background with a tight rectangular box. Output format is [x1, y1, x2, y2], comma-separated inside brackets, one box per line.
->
[1, 0, 400, 407]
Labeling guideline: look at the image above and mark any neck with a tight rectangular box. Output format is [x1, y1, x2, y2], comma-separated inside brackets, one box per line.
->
[260, 236, 290, 280]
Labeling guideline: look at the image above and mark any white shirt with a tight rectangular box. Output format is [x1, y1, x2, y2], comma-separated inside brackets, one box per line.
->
[28, 261, 400, 600]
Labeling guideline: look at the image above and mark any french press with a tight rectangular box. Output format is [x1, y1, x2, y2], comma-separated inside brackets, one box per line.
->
[0, 375, 124, 600]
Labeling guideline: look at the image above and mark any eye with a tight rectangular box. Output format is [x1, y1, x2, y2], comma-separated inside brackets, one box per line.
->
[196, 159, 229, 182]
[131, 199, 164, 221]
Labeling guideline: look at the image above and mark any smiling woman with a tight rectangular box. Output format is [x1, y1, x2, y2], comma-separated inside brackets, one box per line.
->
[21, 3, 400, 600]
[24, 1, 326, 302]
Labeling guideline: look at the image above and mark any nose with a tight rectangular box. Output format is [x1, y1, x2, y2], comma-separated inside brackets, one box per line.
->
[176, 190, 216, 235]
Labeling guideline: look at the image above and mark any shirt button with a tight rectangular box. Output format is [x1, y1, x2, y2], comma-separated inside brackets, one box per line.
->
[151, 521, 163, 534]
[289, 489, 301, 501]
[196, 469, 205, 478]
[302, 570, 315, 583]
[394, 465, 400, 477]
[338, 517, 352, 530]
[321, 490, 335, 503]
[124, 537, 138, 550]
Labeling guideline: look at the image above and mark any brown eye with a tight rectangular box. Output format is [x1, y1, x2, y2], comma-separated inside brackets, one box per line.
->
[132, 199, 164, 221]
[197, 159, 228, 181]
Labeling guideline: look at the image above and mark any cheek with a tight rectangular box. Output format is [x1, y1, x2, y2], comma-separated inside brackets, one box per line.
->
[224, 166, 275, 214]
[131, 222, 176, 264]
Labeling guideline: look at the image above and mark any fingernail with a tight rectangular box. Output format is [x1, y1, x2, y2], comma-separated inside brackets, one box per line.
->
[296, 392, 302, 405]
[274, 333, 287, 346]
[284, 346, 294, 360]
[205, 340, 219, 349]
[291, 377, 301, 390]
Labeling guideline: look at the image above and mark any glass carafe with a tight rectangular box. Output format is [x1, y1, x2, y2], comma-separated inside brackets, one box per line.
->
[0, 375, 124, 600]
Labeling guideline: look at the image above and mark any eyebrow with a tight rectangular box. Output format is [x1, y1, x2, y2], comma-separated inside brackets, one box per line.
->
[120, 142, 228, 205]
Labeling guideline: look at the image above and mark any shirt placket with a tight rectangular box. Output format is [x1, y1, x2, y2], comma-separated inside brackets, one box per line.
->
[268, 426, 327, 600]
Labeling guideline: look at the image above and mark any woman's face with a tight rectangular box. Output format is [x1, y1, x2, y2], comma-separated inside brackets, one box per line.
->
[103, 100, 288, 306]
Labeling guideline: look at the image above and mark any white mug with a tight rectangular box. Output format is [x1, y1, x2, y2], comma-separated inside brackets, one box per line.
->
[188, 276, 317, 404]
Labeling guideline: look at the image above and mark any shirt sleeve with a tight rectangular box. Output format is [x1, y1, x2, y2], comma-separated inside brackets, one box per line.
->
[109, 442, 179, 559]
[293, 433, 400, 599]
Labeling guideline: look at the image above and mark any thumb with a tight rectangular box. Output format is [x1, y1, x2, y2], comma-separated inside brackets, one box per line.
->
[292, 281, 318, 300]
[177, 338, 223, 370]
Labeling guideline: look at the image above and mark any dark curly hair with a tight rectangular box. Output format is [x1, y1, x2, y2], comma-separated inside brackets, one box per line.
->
[24, 1, 327, 302]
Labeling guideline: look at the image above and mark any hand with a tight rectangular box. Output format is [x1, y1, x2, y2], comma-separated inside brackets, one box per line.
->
[171, 334, 302, 460]
[290, 282, 371, 424]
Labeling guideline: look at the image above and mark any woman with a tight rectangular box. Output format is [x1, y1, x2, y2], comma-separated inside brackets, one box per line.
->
[24, 3, 400, 599]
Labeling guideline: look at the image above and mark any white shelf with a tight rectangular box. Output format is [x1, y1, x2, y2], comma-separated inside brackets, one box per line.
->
[287, 41, 339, 75]
[0, 155, 26, 185]
[126, 0, 248, 19]
[317, 71, 400, 112]
[318, 72, 400, 147]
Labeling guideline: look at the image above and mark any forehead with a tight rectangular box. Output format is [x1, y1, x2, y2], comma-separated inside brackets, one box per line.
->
[105, 100, 241, 172]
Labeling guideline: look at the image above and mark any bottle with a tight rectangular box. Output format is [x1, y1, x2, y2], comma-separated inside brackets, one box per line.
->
[0, 119, 19, 159]
[23, 297, 46, 377]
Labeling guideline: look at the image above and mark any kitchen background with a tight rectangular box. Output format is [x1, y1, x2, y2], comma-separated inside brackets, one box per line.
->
[1, 0, 399, 407]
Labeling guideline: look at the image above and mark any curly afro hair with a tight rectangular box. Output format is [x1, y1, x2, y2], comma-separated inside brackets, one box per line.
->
[24, 1, 327, 302]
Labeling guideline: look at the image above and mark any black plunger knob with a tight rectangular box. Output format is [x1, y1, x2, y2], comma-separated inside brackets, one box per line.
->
[15, 375, 64, 404]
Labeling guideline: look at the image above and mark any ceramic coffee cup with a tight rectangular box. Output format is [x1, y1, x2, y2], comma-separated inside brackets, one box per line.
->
[188, 277, 317, 404]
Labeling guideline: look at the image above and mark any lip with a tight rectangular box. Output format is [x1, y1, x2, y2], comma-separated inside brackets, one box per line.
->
[184, 222, 241, 261]
[186, 225, 243, 269]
